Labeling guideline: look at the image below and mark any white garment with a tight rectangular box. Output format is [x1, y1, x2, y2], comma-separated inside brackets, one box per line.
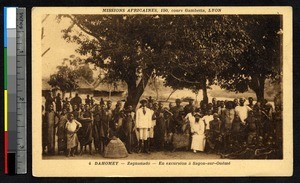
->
[150, 109, 156, 127]
[185, 113, 195, 126]
[235, 105, 251, 124]
[136, 107, 152, 128]
[202, 115, 213, 130]
[149, 127, 154, 138]
[190, 120, 206, 151]
[65, 119, 82, 132]
[138, 128, 149, 140]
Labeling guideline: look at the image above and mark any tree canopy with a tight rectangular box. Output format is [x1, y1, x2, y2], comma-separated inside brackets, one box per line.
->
[217, 15, 282, 101]
[161, 15, 252, 103]
[58, 14, 282, 106]
[48, 56, 94, 97]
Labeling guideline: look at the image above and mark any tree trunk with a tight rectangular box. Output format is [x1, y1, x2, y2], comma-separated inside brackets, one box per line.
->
[202, 78, 208, 104]
[255, 77, 265, 102]
[125, 68, 153, 109]
[252, 75, 265, 102]
[153, 78, 159, 101]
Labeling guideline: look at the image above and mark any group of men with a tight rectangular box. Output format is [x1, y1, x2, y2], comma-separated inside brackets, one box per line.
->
[42, 92, 283, 159]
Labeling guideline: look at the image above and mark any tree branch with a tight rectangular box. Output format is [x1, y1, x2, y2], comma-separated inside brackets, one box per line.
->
[64, 15, 102, 43]
[169, 73, 202, 84]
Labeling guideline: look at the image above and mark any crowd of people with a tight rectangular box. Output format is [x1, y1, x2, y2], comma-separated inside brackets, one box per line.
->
[42, 92, 283, 159]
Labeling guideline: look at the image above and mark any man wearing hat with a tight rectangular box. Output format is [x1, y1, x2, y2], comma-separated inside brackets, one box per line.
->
[190, 112, 206, 153]
[136, 99, 153, 153]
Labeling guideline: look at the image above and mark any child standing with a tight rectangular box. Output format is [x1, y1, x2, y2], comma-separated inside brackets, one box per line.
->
[65, 113, 82, 157]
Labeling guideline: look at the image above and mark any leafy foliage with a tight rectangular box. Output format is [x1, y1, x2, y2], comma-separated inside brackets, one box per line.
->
[160, 15, 252, 102]
[217, 15, 282, 100]
[48, 65, 79, 93]
[48, 56, 94, 93]
[57, 14, 281, 105]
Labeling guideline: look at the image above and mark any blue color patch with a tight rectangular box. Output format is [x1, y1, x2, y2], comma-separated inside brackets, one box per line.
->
[4, 7, 7, 47]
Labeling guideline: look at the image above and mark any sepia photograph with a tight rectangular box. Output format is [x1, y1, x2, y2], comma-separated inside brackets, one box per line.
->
[32, 7, 292, 177]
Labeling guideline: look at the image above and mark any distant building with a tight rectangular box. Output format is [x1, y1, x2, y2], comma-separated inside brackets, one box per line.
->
[42, 78, 56, 98]
[93, 78, 126, 97]
[76, 76, 94, 95]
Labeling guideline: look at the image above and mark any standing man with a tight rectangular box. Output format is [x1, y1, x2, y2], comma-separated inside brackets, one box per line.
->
[122, 106, 135, 154]
[235, 98, 252, 142]
[248, 97, 255, 109]
[136, 99, 152, 154]
[100, 98, 105, 106]
[148, 101, 157, 152]
[98, 102, 108, 153]
[221, 101, 235, 152]
[171, 99, 184, 133]
[184, 99, 194, 115]
[90, 97, 95, 107]
[78, 104, 93, 155]
[212, 98, 218, 114]
[104, 100, 113, 144]
[42, 105, 47, 155]
[63, 97, 69, 110]
[112, 101, 122, 125]
[55, 93, 62, 112]
[46, 104, 57, 155]
[70, 93, 82, 107]
[85, 95, 91, 106]
[93, 104, 102, 153]
[235, 98, 252, 126]
[45, 92, 55, 112]
[57, 108, 68, 154]
[218, 100, 226, 117]
[155, 102, 167, 150]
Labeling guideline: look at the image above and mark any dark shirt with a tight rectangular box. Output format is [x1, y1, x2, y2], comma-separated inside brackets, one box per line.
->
[70, 96, 82, 107]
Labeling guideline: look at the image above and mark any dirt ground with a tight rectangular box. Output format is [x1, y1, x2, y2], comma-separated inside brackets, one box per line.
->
[43, 150, 220, 160]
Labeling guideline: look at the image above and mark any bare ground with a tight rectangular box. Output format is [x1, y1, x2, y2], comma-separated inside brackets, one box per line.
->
[43, 150, 220, 160]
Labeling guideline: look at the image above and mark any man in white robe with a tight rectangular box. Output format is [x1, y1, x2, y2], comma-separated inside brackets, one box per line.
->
[190, 113, 206, 153]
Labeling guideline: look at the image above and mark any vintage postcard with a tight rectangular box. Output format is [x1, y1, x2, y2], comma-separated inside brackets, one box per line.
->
[32, 6, 293, 177]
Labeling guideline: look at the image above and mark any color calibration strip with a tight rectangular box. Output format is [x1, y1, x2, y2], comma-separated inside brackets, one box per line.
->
[4, 7, 27, 174]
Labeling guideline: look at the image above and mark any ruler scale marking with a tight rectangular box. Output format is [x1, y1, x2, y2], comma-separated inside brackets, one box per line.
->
[16, 7, 27, 174]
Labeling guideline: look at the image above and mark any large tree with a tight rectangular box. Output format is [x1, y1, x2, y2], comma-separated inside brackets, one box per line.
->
[58, 15, 268, 107]
[217, 15, 282, 101]
[161, 15, 251, 104]
[58, 15, 196, 108]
